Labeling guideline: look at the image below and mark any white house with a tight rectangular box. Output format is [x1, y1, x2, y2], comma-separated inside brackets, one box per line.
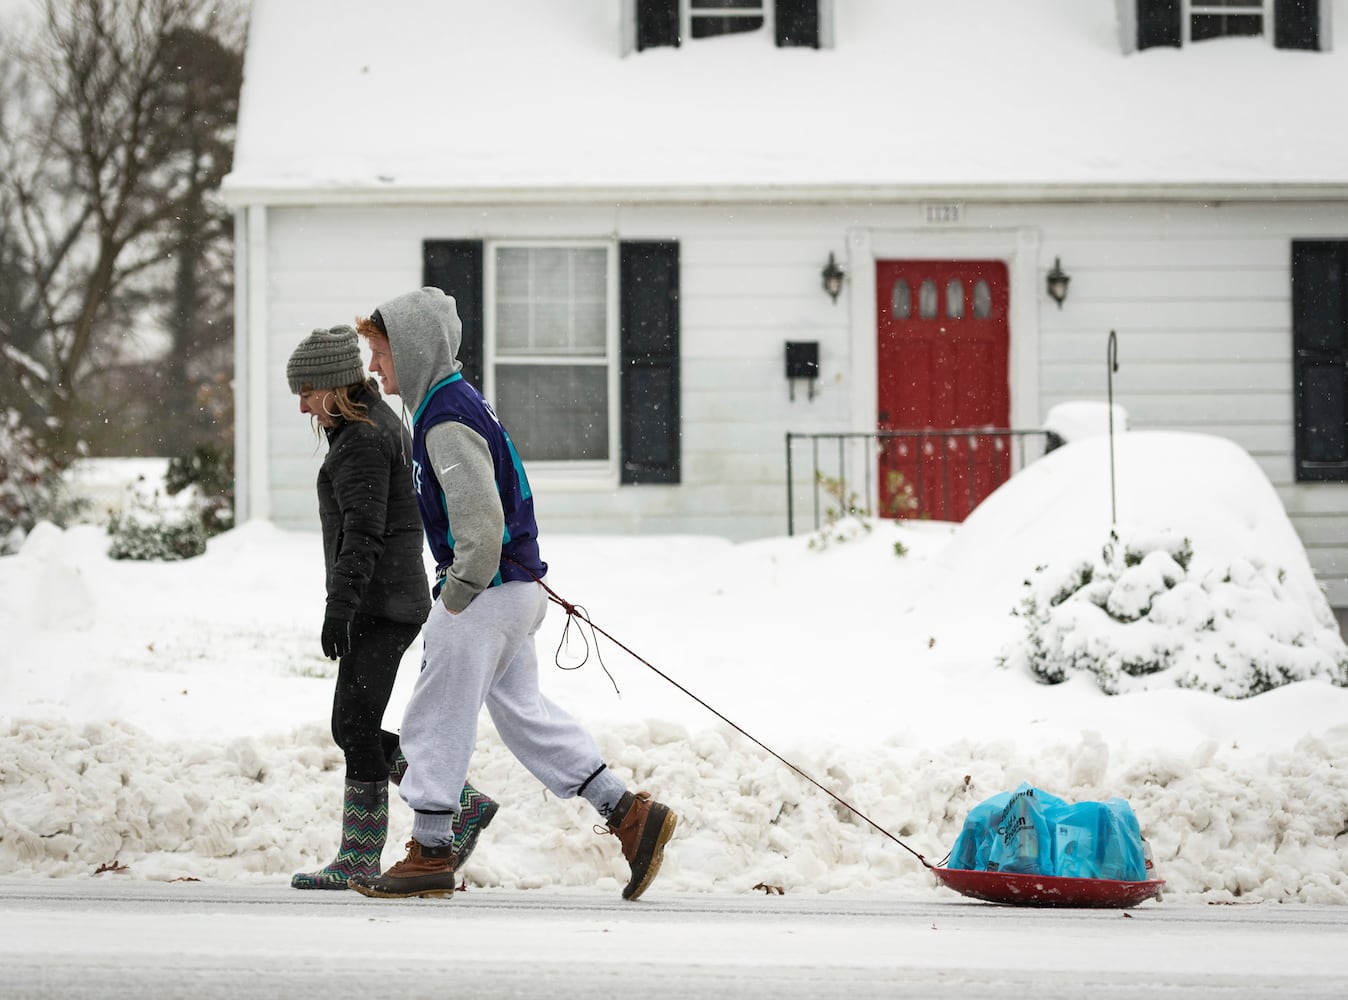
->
[223, 0, 1348, 611]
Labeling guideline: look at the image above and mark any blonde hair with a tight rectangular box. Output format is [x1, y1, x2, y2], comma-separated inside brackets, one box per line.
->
[301, 378, 376, 427]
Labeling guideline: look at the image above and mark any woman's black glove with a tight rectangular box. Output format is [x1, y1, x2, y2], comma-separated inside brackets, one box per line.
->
[321, 616, 352, 660]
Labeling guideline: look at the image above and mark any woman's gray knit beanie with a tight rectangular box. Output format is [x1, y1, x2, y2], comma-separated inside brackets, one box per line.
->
[286, 325, 365, 393]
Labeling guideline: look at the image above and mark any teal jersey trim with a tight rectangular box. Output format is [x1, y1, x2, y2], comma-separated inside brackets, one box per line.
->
[503, 429, 532, 500]
[413, 373, 464, 424]
[440, 493, 455, 551]
[409, 368, 545, 585]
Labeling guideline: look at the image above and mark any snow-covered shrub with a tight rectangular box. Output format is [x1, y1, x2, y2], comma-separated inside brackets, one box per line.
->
[0, 408, 85, 554]
[106, 491, 207, 561]
[808, 470, 917, 552]
[1001, 528, 1348, 698]
[807, 472, 874, 550]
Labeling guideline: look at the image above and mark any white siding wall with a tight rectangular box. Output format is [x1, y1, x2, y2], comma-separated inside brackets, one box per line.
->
[1017, 200, 1348, 607]
[252, 198, 1348, 606]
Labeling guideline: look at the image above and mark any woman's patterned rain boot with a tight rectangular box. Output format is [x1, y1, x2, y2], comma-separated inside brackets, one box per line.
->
[291, 778, 388, 889]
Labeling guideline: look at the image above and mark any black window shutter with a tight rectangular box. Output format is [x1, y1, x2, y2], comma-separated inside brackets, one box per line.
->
[1137, 0, 1181, 49]
[422, 240, 485, 390]
[1274, 0, 1320, 50]
[636, 0, 680, 50]
[620, 241, 681, 484]
[1292, 240, 1348, 481]
[775, 0, 819, 48]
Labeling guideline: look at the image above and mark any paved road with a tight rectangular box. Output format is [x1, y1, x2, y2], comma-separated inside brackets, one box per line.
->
[3, 878, 1347, 999]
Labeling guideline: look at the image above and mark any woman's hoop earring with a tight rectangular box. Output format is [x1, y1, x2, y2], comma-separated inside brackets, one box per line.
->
[321, 394, 339, 417]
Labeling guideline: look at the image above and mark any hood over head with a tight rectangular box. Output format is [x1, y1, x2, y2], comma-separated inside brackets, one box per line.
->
[373, 287, 463, 414]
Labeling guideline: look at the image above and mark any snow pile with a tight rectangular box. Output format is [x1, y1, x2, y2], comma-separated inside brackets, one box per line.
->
[5, 716, 1348, 903]
[934, 430, 1348, 697]
[1042, 400, 1128, 446]
[4, 433, 1348, 903]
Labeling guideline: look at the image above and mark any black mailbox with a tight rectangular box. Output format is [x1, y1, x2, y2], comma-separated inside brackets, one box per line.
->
[785, 341, 819, 400]
[785, 341, 819, 379]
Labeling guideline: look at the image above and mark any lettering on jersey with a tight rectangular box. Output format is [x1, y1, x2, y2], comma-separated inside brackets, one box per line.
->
[483, 399, 505, 428]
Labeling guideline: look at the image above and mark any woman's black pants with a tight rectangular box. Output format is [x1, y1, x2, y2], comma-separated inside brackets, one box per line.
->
[332, 613, 422, 781]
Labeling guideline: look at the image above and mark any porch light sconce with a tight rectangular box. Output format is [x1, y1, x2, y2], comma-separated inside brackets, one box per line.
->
[821, 252, 846, 303]
[1046, 257, 1070, 309]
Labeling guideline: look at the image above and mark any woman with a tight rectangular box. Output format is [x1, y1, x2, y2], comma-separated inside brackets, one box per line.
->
[286, 325, 497, 889]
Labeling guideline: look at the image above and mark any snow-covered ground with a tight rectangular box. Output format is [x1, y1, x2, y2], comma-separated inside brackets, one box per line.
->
[3, 430, 1347, 905]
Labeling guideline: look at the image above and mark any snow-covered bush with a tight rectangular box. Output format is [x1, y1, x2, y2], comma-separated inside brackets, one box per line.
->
[807, 472, 873, 550]
[106, 492, 207, 561]
[808, 470, 916, 552]
[1001, 528, 1348, 698]
[0, 408, 85, 554]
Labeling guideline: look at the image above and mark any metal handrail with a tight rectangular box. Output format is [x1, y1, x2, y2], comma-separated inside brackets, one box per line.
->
[786, 428, 1051, 535]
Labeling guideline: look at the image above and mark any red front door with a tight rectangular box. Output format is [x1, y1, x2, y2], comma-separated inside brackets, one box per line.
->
[876, 259, 1010, 521]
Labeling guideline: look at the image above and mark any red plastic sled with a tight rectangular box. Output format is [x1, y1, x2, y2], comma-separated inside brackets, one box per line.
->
[931, 866, 1165, 908]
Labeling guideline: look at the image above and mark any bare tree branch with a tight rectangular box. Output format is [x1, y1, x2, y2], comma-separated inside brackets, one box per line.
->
[0, 0, 244, 458]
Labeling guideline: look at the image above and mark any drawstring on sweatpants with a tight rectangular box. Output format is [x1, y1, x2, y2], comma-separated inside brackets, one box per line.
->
[510, 561, 933, 870]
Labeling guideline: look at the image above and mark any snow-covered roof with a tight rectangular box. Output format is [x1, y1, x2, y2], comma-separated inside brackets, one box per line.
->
[223, 0, 1348, 204]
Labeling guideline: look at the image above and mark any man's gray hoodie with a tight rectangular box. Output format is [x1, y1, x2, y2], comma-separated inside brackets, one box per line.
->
[375, 287, 508, 612]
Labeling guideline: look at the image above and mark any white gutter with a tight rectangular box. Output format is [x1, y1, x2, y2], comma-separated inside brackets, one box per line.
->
[244, 203, 270, 522]
[220, 180, 1348, 209]
[231, 207, 249, 523]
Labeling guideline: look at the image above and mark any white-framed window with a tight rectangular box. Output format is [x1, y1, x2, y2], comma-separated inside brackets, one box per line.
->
[1127, 0, 1323, 52]
[1187, 0, 1266, 43]
[484, 242, 619, 477]
[685, 0, 769, 41]
[627, 0, 829, 53]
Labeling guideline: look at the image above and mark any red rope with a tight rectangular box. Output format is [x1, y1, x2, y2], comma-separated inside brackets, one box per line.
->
[528, 571, 933, 870]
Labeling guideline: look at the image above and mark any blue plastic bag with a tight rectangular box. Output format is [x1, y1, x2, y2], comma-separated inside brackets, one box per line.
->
[987, 784, 1064, 874]
[1052, 799, 1146, 880]
[948, 783, 1064, 874]
[947, 790, 1009, 872]
[948, 783, 1147, 880]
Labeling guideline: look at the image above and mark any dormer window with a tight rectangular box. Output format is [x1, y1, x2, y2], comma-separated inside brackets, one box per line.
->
[1129, 0, 1325, 51]
[689, 0, 765, 40]
[1190, 1, 1264, 42]
[627, 0, 831, 52]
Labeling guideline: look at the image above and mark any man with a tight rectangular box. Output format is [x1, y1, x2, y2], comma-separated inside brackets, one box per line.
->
[348, 287, 677, 901]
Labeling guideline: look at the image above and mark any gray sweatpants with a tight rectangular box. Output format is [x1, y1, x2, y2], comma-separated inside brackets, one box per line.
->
[398, 580, 622, 845]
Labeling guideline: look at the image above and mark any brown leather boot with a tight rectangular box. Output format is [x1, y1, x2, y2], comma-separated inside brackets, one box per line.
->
[348, 839, 456, 899]
[606, 791, 677, 901]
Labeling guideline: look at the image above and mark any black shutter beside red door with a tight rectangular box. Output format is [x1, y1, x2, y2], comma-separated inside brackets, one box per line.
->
[1292, 240, 1348, 481]
[620, 241, 681, 485]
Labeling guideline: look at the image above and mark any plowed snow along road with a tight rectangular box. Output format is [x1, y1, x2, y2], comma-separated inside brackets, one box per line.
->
[3, 879, 1347, 999]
